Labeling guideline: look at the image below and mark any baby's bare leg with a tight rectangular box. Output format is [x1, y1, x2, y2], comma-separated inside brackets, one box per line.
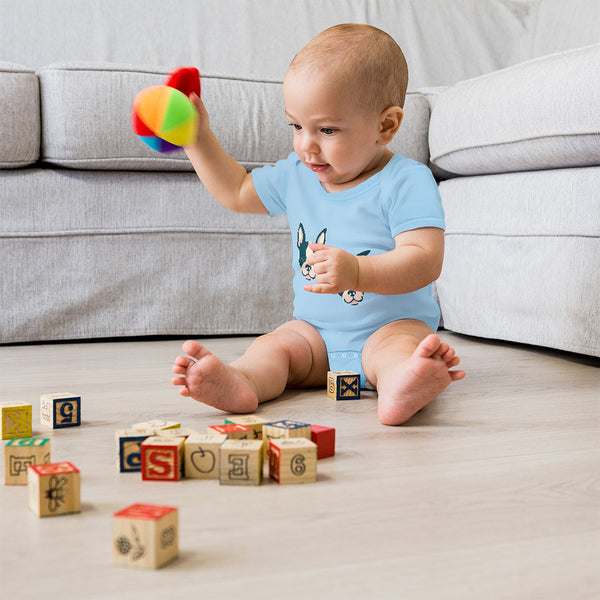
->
[171, 320, 328, 413]
[362, 319, 465, 426]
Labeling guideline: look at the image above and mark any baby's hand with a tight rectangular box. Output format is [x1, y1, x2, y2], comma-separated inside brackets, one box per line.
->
[187, 92, 210, 142]
[304, 242, 360, 294]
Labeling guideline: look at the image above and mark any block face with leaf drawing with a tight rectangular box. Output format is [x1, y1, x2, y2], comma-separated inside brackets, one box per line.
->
[269, 438, 317, 485]
[327, 371, 361, 400]
[40, 393, 81, 429]
[4, 437, 51, 485]
[184, 433, 227, 479]
[112, 503, 178, 569]
[1, 401, 32, 440]
[27, 461, 80, 517]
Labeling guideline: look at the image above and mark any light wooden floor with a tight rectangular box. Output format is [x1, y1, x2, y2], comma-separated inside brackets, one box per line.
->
[1, 332, 598, 599]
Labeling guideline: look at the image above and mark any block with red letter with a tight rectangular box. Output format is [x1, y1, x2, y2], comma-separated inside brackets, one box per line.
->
[4, 437, 51, 485]
[207, 423, 252, 440]
[219, 439, 263, 486]
[141, 436, 185, 481]
[1, 401, 32, 440]
[184, 433, 227, 479]
[40, 393, 81, 429]
[311, 425, 335, 459]
[327, 370, 360, 400]
[112, 503, 178, 569]
[269, 438, 317, 485]
[28, 461, 81, 517]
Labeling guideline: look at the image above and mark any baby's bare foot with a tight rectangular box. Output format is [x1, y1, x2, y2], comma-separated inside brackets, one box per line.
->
[377, 334, 465, 426]
[171, 340, 258, 413]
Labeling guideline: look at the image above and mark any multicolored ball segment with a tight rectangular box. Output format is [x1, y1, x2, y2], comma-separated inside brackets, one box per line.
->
[132, 66, 201, 153]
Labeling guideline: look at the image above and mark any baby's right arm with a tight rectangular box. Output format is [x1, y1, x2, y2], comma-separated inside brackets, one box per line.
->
[185, 93, 267, 214]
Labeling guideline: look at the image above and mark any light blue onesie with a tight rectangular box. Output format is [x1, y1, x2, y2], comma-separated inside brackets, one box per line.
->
[252, 152, 445, 388]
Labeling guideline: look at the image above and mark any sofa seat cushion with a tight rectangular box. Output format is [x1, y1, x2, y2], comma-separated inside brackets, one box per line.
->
[0, 62, 40, 168]
[38, 62, 431, 171]
[429, 44, 600, 176]
[436, 167, 600, 356]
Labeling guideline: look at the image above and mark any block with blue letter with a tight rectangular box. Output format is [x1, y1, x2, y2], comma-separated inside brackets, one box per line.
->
[40, 393, 81, 429]
[115, 428, 154, 473]
[327, 370, 361, 400]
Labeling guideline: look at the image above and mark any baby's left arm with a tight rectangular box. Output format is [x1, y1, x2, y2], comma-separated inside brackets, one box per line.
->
[304, 227, 444, 295]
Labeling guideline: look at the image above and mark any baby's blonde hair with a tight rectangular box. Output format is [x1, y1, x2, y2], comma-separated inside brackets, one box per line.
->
[289, 23, 408, 112]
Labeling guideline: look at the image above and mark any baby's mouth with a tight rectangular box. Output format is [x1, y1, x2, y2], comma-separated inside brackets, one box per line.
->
[309, 163, 329, 173]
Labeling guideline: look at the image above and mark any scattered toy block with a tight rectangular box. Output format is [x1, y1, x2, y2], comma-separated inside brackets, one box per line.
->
[207, 423, 252, 440]
[132, 419, 180, 433]
[28, 461, 81, 517]
[1, 401, 32, 440]
[224, 415, 270, 440]
[184, 433, 227, 479]
[311, 425, 336, 459]
[262, 420, 312, 459]
[115, 428, 154, 473]
[219, 439, 263, 486]
[157, 427, 199, 439]
[112, 503, 178, 569]
[327, 370, 361, 400]
[141, 436, 185, 481]
[40, 393, 81, 429]
[269, 438, 317, 484]
[4, 437, 51, 485]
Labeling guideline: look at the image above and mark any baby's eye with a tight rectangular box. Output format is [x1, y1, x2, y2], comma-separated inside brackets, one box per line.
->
[288, 123, 302, 131]
[320, 127, 337, 135]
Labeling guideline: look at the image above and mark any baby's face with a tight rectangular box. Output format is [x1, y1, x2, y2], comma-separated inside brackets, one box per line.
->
[283, 69, 389, 192]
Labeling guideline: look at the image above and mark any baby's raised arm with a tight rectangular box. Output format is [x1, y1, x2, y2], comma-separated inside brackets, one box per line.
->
[185, 94, 267, 215]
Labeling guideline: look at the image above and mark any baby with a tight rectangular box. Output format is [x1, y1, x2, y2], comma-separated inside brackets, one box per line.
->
[172, 24, 465, 425]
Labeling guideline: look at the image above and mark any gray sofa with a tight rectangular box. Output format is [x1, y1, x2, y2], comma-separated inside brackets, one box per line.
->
[1, 0, 598, 357]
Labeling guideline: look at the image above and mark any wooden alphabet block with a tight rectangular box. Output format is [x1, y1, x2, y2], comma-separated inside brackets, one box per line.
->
[141, 436, 185, 481]
[28, 461, 81, 517]
[269, 438, 317, 484]
[115, 428, 153, 473]
[156, 427, 199, 439]
[311, 425, 336, 459]
[207, 423, 252, 440]
[1, 401, 32, 440]
[112, 503, 178, 569]
[224, 415, 270, 440]
[4, 437, 51, 485]
[219, 439, 263, 486]
[40, 393, 81, 429]
[131, 419, 180, 433]
[327, 370, 361, 400]
[184, 433, 227, 479]
[262, 420, 311, 459]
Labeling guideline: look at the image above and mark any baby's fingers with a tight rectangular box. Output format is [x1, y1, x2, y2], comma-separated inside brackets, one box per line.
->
[304, 282, 332, 294]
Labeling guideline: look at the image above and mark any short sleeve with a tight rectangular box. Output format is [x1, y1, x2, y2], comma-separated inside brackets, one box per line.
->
[384, 160, 445, 237]
[251, 153, 296, 217]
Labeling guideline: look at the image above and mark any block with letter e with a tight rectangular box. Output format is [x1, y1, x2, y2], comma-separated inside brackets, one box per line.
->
[112, 503, 178, 569]
[219, 439, 263, 486]
[327, 371, 360, 400]
[40, 393, 81, 429]
[28, 461, 80, 517]
[1, 401, 32, 440]
[4, 437, 51, 485]
[141, 436, 185, 481]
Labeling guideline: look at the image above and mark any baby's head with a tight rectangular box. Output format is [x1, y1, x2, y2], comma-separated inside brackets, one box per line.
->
[283, 24, 408, 190]
[288, 23, 408, 115]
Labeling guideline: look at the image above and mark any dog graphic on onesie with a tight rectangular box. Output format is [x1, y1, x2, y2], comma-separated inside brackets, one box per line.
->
[297, 224, 370, 306]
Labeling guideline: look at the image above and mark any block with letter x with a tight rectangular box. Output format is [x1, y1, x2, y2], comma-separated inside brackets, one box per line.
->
[327, 371, 361, 400]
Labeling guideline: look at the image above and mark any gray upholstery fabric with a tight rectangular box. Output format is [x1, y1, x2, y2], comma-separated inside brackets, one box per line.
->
[0, 169, 293, 343]
[0, 62, 40, 168]
[429, 44, 600, 175]
[39, 63, 431, 170]
[436, 167, 600, 356]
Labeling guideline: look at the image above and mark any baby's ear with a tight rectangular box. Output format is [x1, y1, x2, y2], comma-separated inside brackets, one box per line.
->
[378, 106, 403, 144]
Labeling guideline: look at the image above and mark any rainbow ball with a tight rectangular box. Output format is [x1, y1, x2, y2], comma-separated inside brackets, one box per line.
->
[132, 85, 198, 153]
